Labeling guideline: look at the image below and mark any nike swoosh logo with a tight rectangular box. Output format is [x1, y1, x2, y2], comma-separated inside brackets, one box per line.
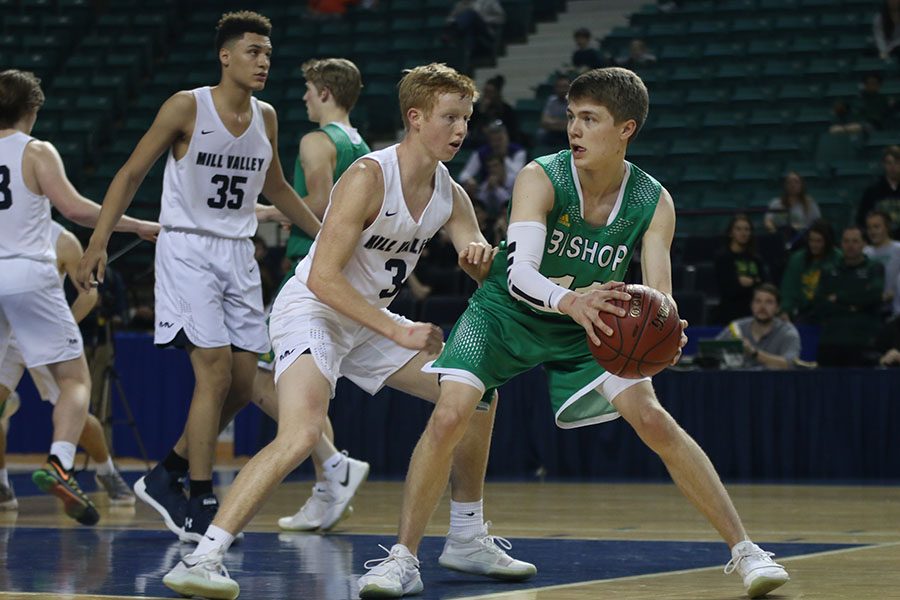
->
[464, 512, 475, 517]
[206, 534, 216, 541]
[384, 210, 398, 217]
[339, 463, 351, 487]
[50, 460, 70, 481]
[201, 129, 214, 135]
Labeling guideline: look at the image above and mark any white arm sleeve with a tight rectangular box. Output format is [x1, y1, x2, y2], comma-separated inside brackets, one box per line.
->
[506, 221, 571, 313]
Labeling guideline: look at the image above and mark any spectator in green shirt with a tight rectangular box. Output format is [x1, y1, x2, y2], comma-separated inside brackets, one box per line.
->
[813, 225, 885, 366]
[780, 219, 842, 322]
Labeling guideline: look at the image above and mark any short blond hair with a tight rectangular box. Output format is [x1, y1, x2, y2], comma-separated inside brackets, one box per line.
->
[302, 58, 363, 112]
[397, 63, 477, 129]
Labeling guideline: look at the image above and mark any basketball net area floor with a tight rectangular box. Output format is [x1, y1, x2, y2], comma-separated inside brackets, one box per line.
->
[0, 470, 898, 600]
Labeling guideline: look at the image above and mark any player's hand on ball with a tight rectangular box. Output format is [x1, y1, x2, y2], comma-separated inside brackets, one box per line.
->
[671, 319, 688, 365]
[395, 322, 444, 354]
[560, 282, 631, 346]
[458, 242, 497, 284]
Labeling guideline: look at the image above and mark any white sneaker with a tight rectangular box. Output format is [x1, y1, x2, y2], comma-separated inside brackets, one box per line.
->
[357, 543, 423, 598]
[278, 485, 332, 531]
[438, 521, 537, 581]
[162, 546, 239, 600]
[724, 540, 790, 598]
[321, 453, 369, 531]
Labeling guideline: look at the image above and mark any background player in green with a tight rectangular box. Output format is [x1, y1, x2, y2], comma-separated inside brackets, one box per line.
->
[254, 58, 373, 532]
[358, 67, 791, 599]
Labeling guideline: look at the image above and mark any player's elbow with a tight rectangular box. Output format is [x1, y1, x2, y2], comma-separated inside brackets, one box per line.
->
[306, 267, 335, 301]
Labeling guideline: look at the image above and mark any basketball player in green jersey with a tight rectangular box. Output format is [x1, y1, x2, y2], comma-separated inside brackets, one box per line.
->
[358, 68, 790, 599]
[255, 58, 374, 532]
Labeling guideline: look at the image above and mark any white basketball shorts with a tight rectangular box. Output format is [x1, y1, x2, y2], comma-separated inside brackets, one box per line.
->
[0, 283, 82, 369]
[0, 334, 60, 403]
[269, 276, 418, 397]
[154, 228, 269, 353]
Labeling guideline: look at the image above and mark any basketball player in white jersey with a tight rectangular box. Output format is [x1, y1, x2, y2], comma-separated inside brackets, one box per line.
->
[0, 69, 158, 525]
[162, 63, 535, 600]
[0, 221, 135, 509]
[77, 11, 322, 542]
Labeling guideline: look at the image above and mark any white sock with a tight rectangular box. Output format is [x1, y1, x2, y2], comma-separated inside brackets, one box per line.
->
[322, 451, 346, 480]
[193, 524, 235, 556]
[94, 456, 115, 476]
[0, 468, 8, 487]
[449, 499, 484, 539]
[50, 442, 77, 471]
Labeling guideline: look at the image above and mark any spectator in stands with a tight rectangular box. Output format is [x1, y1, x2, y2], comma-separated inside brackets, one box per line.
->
[813, 225, 884, 367]
[864, 209, 900, 307]
[458, 120, 525, 211]
[570, 28, 606, 74]
[715, 284, 801, 369]
[714, 214, 768, 325]
[468, 75, 521, 147]
[873, 0, 900, 60]
[473, 155, 514, 218]
[857, 146, 900, 236]
[537, 74, 570, 147]
[780, 219, 842, 323]
[615, 39, 657, 69]
[763, 171, 822, 238]
[445, 0, 506, 71]
[829, 74, 896, 134]
[875, 314, 900, 365]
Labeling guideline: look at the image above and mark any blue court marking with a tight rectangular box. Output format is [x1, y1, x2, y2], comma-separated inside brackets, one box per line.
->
[0, 525, 860, 599]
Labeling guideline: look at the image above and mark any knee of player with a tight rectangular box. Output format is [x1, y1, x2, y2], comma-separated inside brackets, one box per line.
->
[274, 426, 321, 462]
[634, 404, 681, 449]
[429, 405, 472, 443]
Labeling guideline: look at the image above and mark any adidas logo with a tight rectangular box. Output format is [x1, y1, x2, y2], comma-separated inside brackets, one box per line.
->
[558, 213, 570, 227]
[202, 497, 217, 506]
[278, 347, 295, 361]
[159, 321, 174, 328]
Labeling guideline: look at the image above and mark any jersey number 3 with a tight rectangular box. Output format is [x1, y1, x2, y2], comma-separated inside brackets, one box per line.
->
[207, 174, 247, 209]
[0, 165, 12, 210]
[379, 258, 407, 299]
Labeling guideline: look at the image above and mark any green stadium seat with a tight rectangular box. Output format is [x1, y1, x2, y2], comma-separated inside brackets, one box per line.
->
[778, 82, 824, 101]
[747, 108, 795, 126]
[732, 162, 780, 183]
[717, 134, 765, 156]
[684, 87, 730, 106]
[773, 14, 818, 33]
[668, 138, 716, 157]
[729, 17, 773, 35]
[730, 85, 776, 104]
[824, 81, 860, 98]
[789, 35, 836, 56]
[702, 41, 745, 59]
[658, 43, 701, 61]
[748, 38, 791, 57]
[701, 109, 748, 129]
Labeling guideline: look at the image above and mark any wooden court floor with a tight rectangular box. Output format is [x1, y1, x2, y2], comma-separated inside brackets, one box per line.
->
[0, 477, 898, 599]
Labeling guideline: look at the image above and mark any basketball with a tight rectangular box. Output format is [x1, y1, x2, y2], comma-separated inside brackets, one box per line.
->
[587, 284, 682, 379]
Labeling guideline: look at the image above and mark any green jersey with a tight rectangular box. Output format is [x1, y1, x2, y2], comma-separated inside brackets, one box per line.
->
[285, 122, 371, 262]
[430, 150, 663, 428]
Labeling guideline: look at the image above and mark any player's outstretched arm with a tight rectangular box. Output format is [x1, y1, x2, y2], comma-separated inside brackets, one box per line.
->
[57, 228, 98, 323]
[306, 160, 442, 354]
[259, 103, 321, 239]
[506, 163, 629, 345]
[444, 181, 496, 285]
[641, 188, 687, 362]
[77, 92, 190, 290]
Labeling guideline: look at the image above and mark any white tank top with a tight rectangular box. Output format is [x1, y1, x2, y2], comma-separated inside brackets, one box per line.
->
[295, 144, 454, 308]
[0, 132, 53, 262]
[159, 87, 272, 238]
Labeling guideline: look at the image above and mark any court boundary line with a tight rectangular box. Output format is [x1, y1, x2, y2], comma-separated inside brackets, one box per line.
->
[462, 541, 900, 599]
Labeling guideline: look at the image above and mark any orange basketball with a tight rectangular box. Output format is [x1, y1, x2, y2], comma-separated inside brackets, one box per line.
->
[587, 284, 682, 378]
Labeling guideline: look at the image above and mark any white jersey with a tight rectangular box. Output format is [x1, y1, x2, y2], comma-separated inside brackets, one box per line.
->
[0, 132, 53, 262]
[294, 144, 455, 309]
[159, 86, 272, 239]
